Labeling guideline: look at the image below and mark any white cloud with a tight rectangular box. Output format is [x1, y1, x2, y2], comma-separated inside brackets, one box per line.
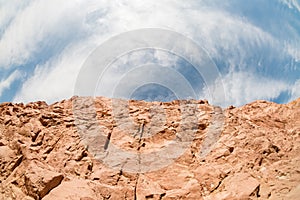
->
[0, 0, 95, 68]
[0, 0, 31, 34]
[290, 79, 300, 102]
[13, 36, 98, 103]
[286, 44, 300, 63]
[0, 0, 296, 106]
[0, 70, 22, 97]
[202, 71, 290, 107]
[280, 0, 300, 12]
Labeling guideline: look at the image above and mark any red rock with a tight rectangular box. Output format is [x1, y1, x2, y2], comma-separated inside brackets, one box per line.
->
[42, 179, 99, 200]
[285, 184, 300, 200]
[222, 173, 260, 198]
[22, 161, 64, 199]
[0, 96, 299, 199]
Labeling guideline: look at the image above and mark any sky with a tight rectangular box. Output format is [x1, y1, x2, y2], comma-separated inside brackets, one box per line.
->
[0, 0, 299, 107]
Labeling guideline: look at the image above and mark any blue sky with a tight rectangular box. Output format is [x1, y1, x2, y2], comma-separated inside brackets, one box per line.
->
[0, 0, 299, 107]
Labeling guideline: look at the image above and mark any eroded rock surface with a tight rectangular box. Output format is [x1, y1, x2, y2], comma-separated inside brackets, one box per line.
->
[0, 97, 299, 200]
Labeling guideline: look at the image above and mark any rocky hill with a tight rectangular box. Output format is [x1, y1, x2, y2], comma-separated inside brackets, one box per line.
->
[0, 96, 299, 200]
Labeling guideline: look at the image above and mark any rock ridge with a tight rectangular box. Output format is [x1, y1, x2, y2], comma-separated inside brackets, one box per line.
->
[0, 96, 299, 200]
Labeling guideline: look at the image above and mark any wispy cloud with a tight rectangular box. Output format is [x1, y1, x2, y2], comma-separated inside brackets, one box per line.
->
[0, 0, 298, 106]
[13, 38, 97, 103]
[0, 0, 94, 69]
[0, 70, 22, 97]
[290, 80, 300, 102]
[0, 0, 31, 36]
[280, 0, 300, 12]
[202, 71, 291, 106]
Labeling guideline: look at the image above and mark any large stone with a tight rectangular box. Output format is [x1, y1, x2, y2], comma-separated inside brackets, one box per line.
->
[285, 184, 300, 200]
[0, 146, 22, 179]
[43, 179, 98, 200]
[222, 173, 260, 198]
[23, 161, 64, 199]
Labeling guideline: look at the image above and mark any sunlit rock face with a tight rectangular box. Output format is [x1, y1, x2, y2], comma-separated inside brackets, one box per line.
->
[0, 96, 299, 199]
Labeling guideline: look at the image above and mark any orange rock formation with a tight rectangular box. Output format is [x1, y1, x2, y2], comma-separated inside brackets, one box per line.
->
[0, 97, 299, 199]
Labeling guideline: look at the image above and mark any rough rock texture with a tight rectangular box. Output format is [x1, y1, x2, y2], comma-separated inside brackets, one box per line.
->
[0, 96, 299, 200]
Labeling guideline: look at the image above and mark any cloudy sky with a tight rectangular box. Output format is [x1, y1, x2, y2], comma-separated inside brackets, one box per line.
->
[0, 0, 299, 107]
